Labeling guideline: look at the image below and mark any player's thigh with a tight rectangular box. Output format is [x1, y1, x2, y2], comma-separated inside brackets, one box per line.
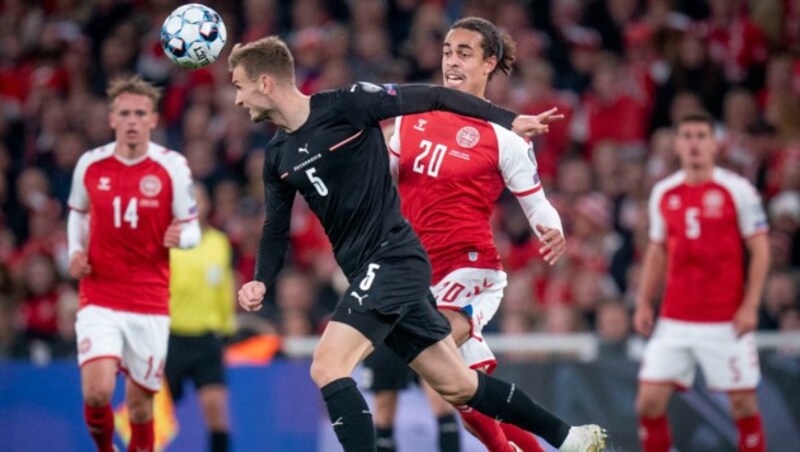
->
[311, 319, 375, 386]
[119, 312, 170, 393]
[334, 249, 444, 365]
[694, 325, 761, 391]
[76, 305, 125, 366]
[432, 268, 506, 343]
[638, 319, 697, 389]
[76, 306, 125, 399]
[408, 335, 476, 401]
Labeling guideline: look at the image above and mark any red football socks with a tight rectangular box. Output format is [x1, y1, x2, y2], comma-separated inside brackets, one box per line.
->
[639, 415, 672, 452]
[736, 414, 766, 452]
[500, 423, 546, 452]
[459, 406, 516, 452]
[128, 419, 154, 452]
[84, 403, 115, 452]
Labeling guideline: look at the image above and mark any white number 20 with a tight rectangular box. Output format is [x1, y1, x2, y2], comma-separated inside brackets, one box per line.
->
[413, 139, 447, 177]
[685, 207, 700, 239]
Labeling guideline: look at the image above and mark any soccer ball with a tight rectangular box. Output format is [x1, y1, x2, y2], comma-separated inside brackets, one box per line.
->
[161, 3, 227, 68]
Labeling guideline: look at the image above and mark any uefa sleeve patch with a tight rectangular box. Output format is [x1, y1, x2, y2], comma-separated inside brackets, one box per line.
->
[382, 83, 397, 96]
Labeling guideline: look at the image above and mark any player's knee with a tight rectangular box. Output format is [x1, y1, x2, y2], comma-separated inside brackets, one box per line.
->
[433, 381, 474, 406]
[126, 396, 153, 423]
[309, 356, 349, 388]
[83, 381, 114, 406]
[730, 392, 759, 418]
[635, 392, 667, 418]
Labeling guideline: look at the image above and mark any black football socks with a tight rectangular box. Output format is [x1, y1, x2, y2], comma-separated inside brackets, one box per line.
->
[466, 372, 571, 447]
[321, 377, 376, 451]
[437, 413, 461, 452]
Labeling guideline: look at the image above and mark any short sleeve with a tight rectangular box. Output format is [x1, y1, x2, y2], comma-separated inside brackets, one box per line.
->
[166, 153, 198, 222]
[648, 185, 667, 243]
[733, 180, 769, 238]
[494, 123, 542, 197]
[388, 116, 402, 157]
[68, 153, 92, 212]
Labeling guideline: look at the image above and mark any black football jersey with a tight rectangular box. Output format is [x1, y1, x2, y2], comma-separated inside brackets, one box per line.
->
[254, 82, 516, 286]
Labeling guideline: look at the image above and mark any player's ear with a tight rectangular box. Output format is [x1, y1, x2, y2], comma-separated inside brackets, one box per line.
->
[484, 53, 498, 76]
[149, 112, 159, 128]
[258, 73, 274, 95]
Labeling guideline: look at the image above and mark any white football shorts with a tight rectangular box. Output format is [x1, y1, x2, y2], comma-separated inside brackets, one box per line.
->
[76, 305, 170, 392]
[431, 268, 507, 373]
[639, 318, 761, 391]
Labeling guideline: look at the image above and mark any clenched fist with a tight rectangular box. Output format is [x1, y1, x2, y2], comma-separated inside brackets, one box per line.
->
[238, 281, 267, 312]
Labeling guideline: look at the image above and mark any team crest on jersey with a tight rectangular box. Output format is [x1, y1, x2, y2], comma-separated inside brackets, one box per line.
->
[140, 175, 162, 197]
[667, 195, 681, 210]
[468, 251, 478, 262]
[98, 177, 111, 191]
[413, 119, 428, 131]
[703, 189, 724, 217]
[456, 126, 480, 148]
[79, 337, 91, 355]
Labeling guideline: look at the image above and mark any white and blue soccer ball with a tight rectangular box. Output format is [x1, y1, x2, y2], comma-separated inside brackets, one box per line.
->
[161, 3, 227, 68]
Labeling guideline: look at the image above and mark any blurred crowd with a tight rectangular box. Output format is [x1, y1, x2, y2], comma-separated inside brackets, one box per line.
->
[1, 0, 799, 363]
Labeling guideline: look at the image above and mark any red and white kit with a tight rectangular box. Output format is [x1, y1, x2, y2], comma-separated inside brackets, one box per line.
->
[68, 142, 198, 391]
[640, 167, 768, 390]
[390, 111, 562, 371]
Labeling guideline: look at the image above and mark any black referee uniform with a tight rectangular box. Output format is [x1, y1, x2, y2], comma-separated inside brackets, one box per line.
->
[255, 82, 517, 363]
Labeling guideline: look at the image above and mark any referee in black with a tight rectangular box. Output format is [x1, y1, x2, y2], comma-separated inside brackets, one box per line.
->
[230, 36, 607, 452]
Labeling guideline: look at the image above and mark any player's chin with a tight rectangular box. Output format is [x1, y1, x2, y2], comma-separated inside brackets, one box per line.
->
[443, 78, 464, 90]
[252, 110, 270, 123]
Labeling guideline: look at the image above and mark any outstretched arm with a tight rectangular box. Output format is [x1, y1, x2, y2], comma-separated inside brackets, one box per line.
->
[342, 83, 563, 137]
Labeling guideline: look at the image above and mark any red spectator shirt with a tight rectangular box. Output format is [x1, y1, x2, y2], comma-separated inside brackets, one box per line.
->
[648, 168, 768, 322]
[390, 112, 543, 284]
[68, 143, 197, 315]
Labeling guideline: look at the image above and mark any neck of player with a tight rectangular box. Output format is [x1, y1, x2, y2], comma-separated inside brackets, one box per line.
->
[684, 164, 714, 185]
[115, 142, 148, 160]
[273, 88, 311, 133]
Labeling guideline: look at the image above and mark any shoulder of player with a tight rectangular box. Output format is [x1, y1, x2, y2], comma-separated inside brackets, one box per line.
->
[711, 167, 758, 199]
[488, 121, 526, 146]
[76, 143, 115, 169]
[147, 143, 189, 169]
[651, 171, 686, 199]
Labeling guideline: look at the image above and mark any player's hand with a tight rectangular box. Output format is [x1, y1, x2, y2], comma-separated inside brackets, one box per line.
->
[511, 107, 565, 138]
[633, 303, 655, 337]
[68, 251, 91, 279]
[163, 221, 181, 248]
[238, 281, 267, 312]
[733, 304, 758, 337]
[536, 224, 565, 266]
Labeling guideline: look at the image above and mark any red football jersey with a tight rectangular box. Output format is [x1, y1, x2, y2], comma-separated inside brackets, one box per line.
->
[390, 112, 544, 284]
[649, 168, 769, 322]
[68, 143, 197, 315]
